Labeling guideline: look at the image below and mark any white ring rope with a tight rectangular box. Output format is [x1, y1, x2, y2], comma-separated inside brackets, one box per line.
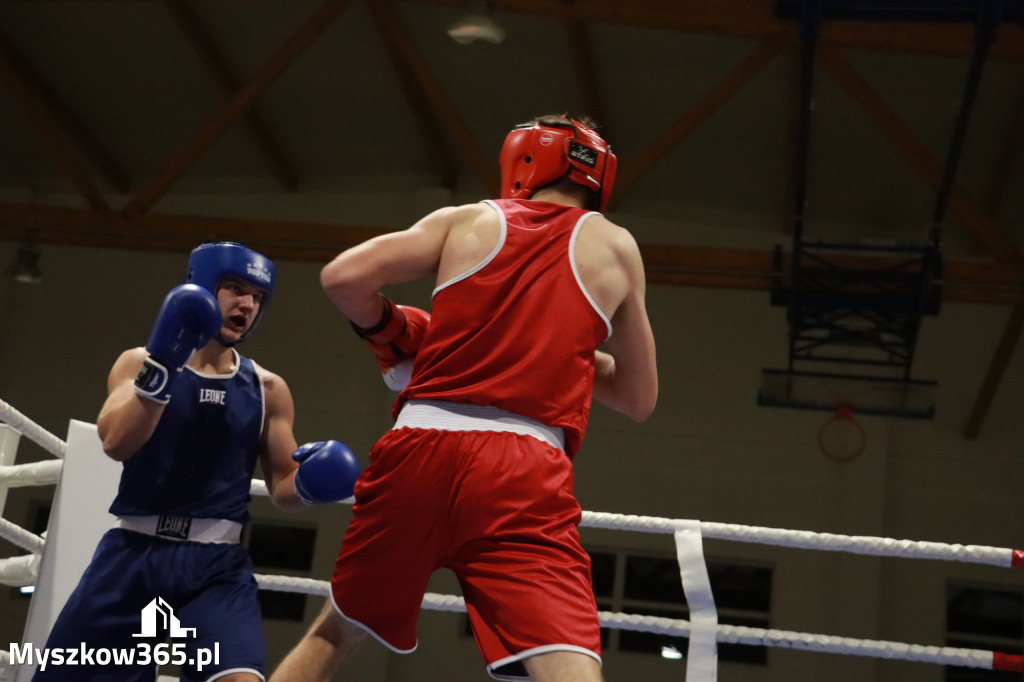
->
[3, 402, 1024, 673]
[0, 552, 40, 587]
[1, 400, 1021, 570]
[581, 513, 1023, 569]
[251, 574, 1020, 671]
[0, 460, 62, 489]
[0, 518, 44, 554]
[0, 400, 65, 459]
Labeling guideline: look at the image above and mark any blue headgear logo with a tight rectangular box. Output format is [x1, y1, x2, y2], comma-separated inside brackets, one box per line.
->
[246, 261, 273, 285]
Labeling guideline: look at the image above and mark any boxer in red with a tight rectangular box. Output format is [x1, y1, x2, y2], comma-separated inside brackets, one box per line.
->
[271, 115, 658, 682]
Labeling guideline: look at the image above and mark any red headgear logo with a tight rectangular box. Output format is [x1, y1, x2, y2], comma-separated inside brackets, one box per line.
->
[499, 119, 618, 211]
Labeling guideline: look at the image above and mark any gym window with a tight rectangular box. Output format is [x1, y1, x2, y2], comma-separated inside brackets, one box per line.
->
[244, 522, 317, 622]
[945, 583, 1024, 681]
[590, 549, 772, 665]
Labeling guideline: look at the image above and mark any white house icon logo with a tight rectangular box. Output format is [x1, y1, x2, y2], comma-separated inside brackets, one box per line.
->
[132, 597, 196, 638]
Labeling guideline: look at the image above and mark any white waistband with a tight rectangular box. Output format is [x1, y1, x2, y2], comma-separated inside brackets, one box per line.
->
[115, 515, 242, 544]
[394, 400, 565, 452]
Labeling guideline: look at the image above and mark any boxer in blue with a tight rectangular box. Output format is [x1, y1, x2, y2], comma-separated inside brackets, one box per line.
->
[34, 242, 360, 682]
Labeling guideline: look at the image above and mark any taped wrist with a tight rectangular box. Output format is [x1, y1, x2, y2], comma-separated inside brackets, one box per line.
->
[351, 296, 408, 348]
[133, 355, 175, 404]
[292, 469, 316, 506]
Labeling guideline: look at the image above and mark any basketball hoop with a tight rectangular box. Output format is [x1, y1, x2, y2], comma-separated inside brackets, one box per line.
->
[817, 405, 866, 463]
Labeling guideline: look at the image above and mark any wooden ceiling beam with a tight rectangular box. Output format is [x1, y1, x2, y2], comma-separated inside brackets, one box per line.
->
[122, 0, 353, 215]
[0, 31, 127, 194]
[0, 203, 382, 261]
[367, 0, 459, 189]
[985, 81, 1024, 215]
[614, 37, 790, 199]
[2, 202, 1021, 304]
[963, 304, 1024, 439]
[564, 20, 610, 137]
[818, 45, 1024, 442]
[410, 0, 790, 38]
[819, 45, 1024, 267]
[407, 0, 1024, 60]
[6, 0, 1022, 60]
[820, 18, 1024, 61]
[163, 0, 298, 192]
[968, 77, 1024, 439]
[368, 0, 499, 196]
[0, 31, 110, 210]
[966, 59, 1024, 439]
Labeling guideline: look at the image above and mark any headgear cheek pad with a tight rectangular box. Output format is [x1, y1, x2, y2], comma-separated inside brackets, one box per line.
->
[186, 242, 275, 345]
[499, 119, 618, 212]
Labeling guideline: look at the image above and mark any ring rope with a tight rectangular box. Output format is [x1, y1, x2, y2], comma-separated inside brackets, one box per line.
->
[0, 460, 62, 489]
[0, 400, 65, 459]
[0, 553, 40, 587]
[0, 518, 44, 554]
[1, 400, 1021, 570]
[3, 404, 1024, 673]
[251, 574, 1024, 672]
[4, 464, 1018, 571]
[581, 513, 1024, 568]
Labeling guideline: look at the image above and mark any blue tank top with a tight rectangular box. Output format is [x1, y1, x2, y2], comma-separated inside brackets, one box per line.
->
[109, 351, 265, 524]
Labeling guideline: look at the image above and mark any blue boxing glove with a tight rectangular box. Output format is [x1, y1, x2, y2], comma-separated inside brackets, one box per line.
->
[292, 440, 361, 505]
[134, 284, 222, 404]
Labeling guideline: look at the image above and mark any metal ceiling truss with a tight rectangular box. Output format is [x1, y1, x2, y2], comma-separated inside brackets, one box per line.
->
[762, 0, 1009, 420]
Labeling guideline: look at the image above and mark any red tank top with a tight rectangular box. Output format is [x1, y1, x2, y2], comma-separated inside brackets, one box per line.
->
[396, 199, 611, 458]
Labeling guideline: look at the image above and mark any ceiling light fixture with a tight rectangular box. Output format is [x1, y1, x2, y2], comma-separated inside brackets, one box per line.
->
[8, 242, 42, 284]
[447, 0, 506, 45]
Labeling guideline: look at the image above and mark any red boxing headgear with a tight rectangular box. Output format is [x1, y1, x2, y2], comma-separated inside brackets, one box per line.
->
[499, 118, 618, 212]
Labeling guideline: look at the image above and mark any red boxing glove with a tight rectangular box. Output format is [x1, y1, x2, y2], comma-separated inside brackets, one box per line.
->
[351, 296, 430, 390]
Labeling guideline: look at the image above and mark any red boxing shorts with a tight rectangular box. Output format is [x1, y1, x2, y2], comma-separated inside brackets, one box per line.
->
[331, 422, 601, 680]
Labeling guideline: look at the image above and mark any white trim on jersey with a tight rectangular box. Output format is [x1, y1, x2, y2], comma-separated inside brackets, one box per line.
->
[488, 644, 602, 681]
[432, 199, 508, 299]
[187, 347, 242, 379]
[568, 212, 613, 340]
[255, 363, 266, 441]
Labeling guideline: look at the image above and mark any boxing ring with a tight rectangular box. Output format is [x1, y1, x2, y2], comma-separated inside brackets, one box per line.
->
[1, 397, 1022, 681]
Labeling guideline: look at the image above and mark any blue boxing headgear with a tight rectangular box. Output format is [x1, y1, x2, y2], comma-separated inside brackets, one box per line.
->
[186, 242, 275, 345]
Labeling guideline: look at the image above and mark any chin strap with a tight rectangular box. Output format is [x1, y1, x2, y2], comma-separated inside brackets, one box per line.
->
[214, 333, 238, 348]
